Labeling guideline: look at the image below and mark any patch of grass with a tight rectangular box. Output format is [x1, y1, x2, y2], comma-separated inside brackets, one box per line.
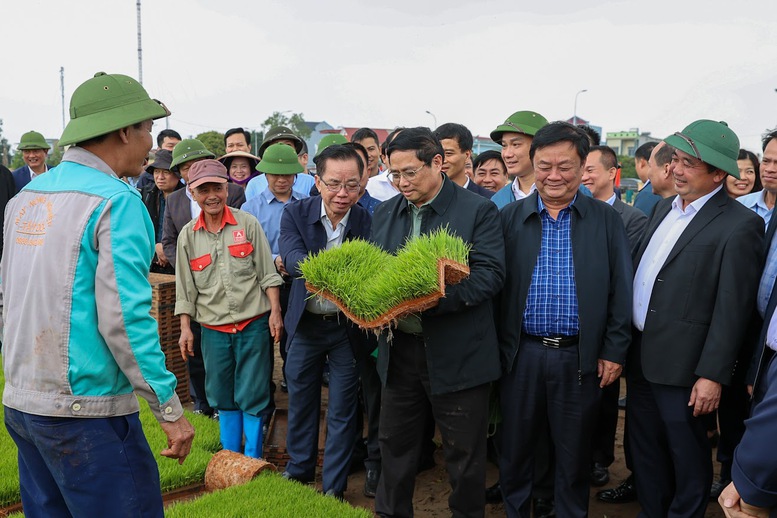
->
[165, 472, 372, 518]
[0, 362, 221, 507]
[300, 227, 470, 322]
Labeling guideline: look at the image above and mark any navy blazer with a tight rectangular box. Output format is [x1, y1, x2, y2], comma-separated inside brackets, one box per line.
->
[279, 195, 372, 347]
[12, 165, 43, 193]
[499, 192, 633, 375]
[371, 175, 505, 395]
[732, 353, 777, 508]
[633, 188, 764, 387]
[466, 180, 494, 199]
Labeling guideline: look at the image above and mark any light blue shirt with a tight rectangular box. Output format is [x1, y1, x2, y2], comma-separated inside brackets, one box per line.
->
[738, 190, 772, 227]
[241, 187, 309, 259]
[245, 173, 315, 202]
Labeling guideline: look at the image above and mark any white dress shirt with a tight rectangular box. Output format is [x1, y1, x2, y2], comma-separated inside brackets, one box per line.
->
[367, 171, 400, 202]
[305, 201, 351, 314]
[511, 178, 536, 201]
[633, 186, 722, 330]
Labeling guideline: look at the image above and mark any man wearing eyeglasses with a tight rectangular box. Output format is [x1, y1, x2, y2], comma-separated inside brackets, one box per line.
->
[628, 120, 763, 517]
[278, 144, 371, 500]
[370, 127, 505, 517]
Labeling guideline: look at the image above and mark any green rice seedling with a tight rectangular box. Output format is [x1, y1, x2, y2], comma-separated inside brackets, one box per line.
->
[165, 471, 372, 518]
[138, 398, 222, 492]
[0, 367, 20, 508]
[299, 227, 470, 323]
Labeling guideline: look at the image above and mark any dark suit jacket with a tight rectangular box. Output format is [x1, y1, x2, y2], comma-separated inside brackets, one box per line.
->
[0, 165, 16, 260]
[731, 352, 777, 508]
[12, 165, 45, 193]
[371, 175, 505, 395]
[279, 195, 372, 347]
[747, 218, 777, 389]
[499, 193, 633, 375]
[633, 188, 764, 387]
[466, 180, 494, 199]
[633, 180, 662, 216]
[161, 183, 246, 265]
[613, 198, 648, 252]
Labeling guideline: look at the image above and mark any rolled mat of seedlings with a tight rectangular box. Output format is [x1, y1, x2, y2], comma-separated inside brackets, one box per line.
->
[300, 227, 470, 330]
[205, 450, 277, 491]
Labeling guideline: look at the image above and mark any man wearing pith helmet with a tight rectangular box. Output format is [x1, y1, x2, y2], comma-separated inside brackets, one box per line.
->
[490, 110, 549, 209]
[628, 120, 764, 517]
[246, 126, 314, 201]
[1, 72, 195, 518]
[12, 130, 51, 192]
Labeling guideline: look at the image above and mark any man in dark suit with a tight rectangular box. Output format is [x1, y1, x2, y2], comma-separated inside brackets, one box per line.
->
[12, 130, 51, 193]
[278, 145, 371, 499]
[371, 127, 505, 517]
[628, 120, 764, 517]
[159, 138, 245, 420]
[633, 141, 661, 216]
[433, 122, 494, 199]
[498, 122, 632, 517]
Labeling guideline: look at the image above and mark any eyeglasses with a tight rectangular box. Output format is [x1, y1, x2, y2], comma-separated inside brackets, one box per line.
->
[672, 132, 701, 159]
[389, 163, 427, 183]
[318, 177, 361, 193]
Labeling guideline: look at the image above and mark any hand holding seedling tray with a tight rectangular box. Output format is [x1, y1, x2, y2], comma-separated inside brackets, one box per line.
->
[300, 227, 470, 330]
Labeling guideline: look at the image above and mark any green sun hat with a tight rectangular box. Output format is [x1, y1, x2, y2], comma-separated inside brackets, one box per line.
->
[664, 120, 740, 178]
[315, 134, 349, 157]
[490, 111, 549, 143]
[170, 139, 216, 172]
[258, 126, 304, 156]
[18, 131, 51, 150]
[257, 143, 304, 175]
[59, 72, 170, 147]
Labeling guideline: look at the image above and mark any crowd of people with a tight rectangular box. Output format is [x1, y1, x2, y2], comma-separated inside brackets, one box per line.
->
[3, 71, 777, 518]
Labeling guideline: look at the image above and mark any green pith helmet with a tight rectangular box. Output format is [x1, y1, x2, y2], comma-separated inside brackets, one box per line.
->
[315, 134, 349, 157]
[58, 72, 170, 147]
[170, 139, 216, 172]
[664, 120, 741, 178]
[258, 126, 304, 156]
[490, 111, 549, 143]
[257, 143, 304, 175]
[17, 131, 50, 150]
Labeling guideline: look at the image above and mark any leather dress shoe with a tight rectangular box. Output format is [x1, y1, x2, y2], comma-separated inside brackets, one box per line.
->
[485, 481, 502, 504]
[710, 478, 731, 501]
[590, 462, 610, 487]
[596, 474, 636, 503]
[364, 468, 379, 498]
[533, 498, 555, 518]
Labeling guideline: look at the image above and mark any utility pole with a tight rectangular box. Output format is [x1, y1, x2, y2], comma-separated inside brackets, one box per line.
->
[136, 0, 143, 84]
[60, 67, 66, 131]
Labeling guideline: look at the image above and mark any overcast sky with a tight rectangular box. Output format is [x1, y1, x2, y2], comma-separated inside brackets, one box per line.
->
[3, 0, 777, 153]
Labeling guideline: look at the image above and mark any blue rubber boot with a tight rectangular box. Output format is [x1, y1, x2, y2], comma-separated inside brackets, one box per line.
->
[218, 410, 243, 453]
[242, 413, 263, 458]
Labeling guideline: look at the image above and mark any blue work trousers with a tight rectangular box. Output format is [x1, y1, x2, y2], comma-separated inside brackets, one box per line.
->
[4, 407, 163, 518]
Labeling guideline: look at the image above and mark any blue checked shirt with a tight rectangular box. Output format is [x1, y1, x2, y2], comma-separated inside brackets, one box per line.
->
[241, 187, 309, 259]
[522, 196, 579, 336]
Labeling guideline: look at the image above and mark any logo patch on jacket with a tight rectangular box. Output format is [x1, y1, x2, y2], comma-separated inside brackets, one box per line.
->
[233, 229, 246, 244]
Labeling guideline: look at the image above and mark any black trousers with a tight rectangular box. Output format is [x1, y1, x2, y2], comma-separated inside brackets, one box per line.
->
[355, 333, 382, 472]
[498, 337, 600, 518]
[626, 337, 711, 518]
[375, 331, 490, 518]
[592, 377, 619, 466]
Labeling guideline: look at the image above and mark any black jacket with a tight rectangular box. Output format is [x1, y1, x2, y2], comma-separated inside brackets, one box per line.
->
[498, 192, 633, 376]
[371, 174, 505, 395]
